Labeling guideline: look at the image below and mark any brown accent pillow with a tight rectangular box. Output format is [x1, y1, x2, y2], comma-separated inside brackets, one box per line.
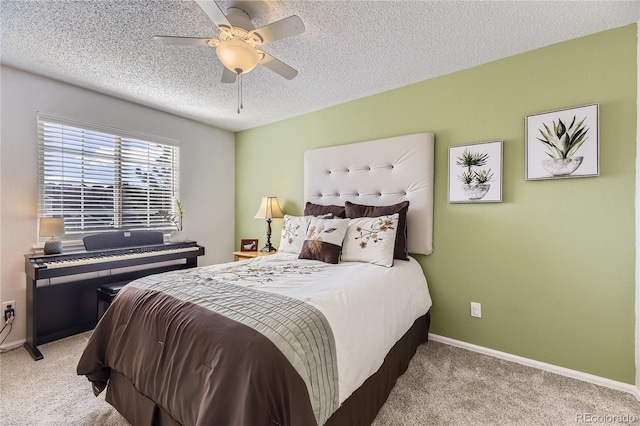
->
[299, 241, 343, 264]
[344, 200, 410, 260]
[298, 217, 349, 264]
[304, 202, 346, 218]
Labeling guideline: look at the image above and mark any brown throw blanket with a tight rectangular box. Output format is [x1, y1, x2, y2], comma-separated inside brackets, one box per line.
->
[77, 263, 339, 426]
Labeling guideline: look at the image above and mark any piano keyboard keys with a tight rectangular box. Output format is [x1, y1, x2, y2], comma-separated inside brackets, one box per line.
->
[42, 246, 200, 269]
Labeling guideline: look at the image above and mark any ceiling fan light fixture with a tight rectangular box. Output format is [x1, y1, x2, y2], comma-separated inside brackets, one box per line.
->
[216, 37, 260, 74]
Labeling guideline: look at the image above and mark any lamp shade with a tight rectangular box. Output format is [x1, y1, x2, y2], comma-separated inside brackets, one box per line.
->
[216, 37, 260, 74]
[254, 197, 284, 219]
[39, 217, 65, 237]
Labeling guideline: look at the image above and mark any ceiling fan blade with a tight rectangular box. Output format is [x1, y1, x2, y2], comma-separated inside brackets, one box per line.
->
[259, 52, 298, 80]
[225, 7, 255, 31]
[221, 67, 237, 83]
[195, 0, 231, 29]
[252, 15, 305, 44]
[152, 36, 215, 47]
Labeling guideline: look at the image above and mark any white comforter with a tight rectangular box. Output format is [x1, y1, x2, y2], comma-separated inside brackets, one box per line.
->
[232, 252, 432, 403]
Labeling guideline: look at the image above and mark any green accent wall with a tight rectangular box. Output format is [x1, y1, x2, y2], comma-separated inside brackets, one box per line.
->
[236, 25, 637, 383]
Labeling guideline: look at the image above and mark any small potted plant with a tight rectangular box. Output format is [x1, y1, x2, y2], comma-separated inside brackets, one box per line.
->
[456, 149, 493, 200]
[537, 115, 588, 176]
[155, 199, 186, 243]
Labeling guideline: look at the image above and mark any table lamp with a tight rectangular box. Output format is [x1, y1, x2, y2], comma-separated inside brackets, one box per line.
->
[40, 217, 65, 255]
[254, 197, 283, 252]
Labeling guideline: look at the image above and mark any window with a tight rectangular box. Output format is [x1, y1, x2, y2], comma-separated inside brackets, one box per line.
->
[37, 113, 180, 240]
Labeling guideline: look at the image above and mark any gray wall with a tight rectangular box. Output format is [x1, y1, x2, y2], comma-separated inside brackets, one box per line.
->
[0, 65, 236, 348]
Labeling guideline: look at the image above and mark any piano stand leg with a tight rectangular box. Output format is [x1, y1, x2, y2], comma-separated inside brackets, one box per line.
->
[23, 342, 44, 361]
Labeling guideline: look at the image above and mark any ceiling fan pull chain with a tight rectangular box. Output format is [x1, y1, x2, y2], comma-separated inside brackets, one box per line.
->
[237, 72, 241, 114]
[236, 70, 245, 114]
[240, 73, 244, 111]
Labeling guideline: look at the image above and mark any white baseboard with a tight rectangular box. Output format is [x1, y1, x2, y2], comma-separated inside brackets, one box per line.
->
[428, 333, 640, 402]
[0, 338, 26, 353]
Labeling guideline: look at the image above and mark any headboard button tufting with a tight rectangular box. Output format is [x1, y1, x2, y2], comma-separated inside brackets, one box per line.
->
[303, 132, 434, 256]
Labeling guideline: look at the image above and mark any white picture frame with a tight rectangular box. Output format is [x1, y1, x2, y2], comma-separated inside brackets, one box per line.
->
[525, 104, 599, 180]
[448, 140, 503, 203]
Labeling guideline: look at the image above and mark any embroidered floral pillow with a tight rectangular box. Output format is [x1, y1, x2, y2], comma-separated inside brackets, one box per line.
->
[298, 217, 349, 264]
[345, 200, 410, 261]
[341, 214, 399, 267]
[278, 215, 312, 255]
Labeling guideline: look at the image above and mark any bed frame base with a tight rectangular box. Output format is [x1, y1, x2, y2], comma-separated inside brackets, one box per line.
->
[105, 312, 430, 426]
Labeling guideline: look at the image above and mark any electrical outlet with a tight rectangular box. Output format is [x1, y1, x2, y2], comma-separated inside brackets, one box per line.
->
[470, 302, 481, 318]
[3, 300, 16, 321]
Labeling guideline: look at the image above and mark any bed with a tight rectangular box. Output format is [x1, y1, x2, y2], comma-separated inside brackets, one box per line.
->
[77, 132, 435, 426]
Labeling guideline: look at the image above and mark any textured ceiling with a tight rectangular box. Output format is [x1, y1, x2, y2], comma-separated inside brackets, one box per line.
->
[1, 1, 639, 132]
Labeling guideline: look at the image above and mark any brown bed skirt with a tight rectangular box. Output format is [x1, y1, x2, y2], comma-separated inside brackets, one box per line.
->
[325, 311, 430, 426]
[105, 311, 430, 426]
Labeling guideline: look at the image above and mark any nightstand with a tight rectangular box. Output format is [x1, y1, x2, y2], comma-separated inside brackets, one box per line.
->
[233, 251, 277, 261]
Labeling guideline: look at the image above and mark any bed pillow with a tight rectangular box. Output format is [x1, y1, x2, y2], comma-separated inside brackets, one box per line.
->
[345, 200, 410, 261]
[298, 216, 349, 264]
[304, 202, 347, 218]
[278, 215, 311, 255]
[341, 214, 399, 267]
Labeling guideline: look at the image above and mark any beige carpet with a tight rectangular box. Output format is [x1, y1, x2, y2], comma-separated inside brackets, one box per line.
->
[372, 342, 640, 425]
[1, 332, 638, 425]
[0, 333, 128, 426]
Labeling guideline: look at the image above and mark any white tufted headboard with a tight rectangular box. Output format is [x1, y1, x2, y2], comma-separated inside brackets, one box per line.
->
[304, 132, 435, 255]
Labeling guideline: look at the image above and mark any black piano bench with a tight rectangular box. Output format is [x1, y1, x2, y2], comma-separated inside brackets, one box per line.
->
[96, 283, 126, 320]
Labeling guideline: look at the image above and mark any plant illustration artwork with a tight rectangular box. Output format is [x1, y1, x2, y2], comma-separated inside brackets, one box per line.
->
[456, 149, 494, 201]
[536, 115, 588, 177]
[448, 141, 503, 203]
[526, 104, 599, 180]
[537, 115, 588, 159]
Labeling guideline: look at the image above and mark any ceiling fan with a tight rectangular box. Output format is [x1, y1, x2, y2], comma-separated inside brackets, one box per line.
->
[153, 0, 305, 84]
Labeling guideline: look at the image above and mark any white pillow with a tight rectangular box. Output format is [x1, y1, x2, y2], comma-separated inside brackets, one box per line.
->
[278, 215, 311, 255]
[341, 214, 399, 267]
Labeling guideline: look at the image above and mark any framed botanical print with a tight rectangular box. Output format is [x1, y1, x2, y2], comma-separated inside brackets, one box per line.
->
[526, 104, 599, 180]
[448, 140, 503, 203]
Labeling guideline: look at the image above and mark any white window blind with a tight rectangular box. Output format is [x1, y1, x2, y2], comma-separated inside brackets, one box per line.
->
[37, 114, 180, 240]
